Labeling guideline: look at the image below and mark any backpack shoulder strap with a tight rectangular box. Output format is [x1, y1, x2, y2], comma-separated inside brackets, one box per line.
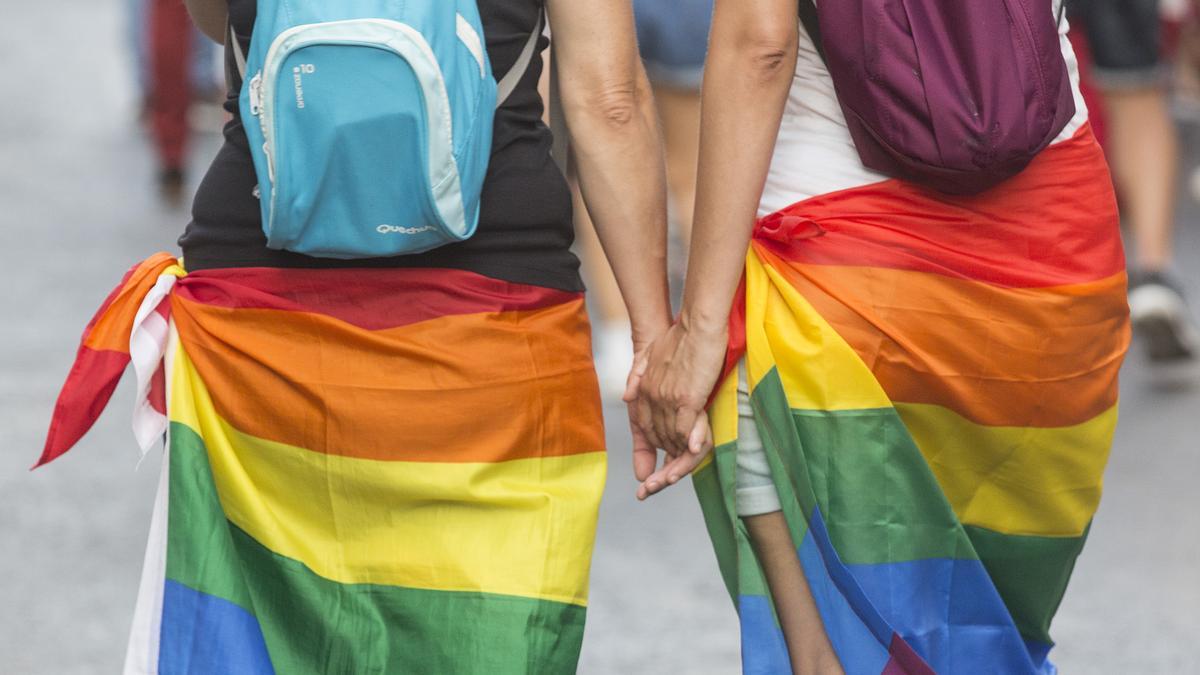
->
[229, 12, 540, 107]
[496, 10, 544, 107]
[798, 0, 827, 64]
[231, 23, 248, 79]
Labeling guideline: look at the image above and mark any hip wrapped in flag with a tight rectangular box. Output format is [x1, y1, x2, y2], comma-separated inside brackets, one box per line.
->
[698, 124, 1129, 675]
[40, 258, 607, 674]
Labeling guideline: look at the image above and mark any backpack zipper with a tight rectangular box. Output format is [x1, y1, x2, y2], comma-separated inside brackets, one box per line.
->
[248, 72, 264, 116]
[247, 71, 272, 182]
[245, 19, 457, 232]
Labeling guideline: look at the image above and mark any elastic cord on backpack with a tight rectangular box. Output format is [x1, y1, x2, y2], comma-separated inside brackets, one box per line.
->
[228, 13, 543, 109]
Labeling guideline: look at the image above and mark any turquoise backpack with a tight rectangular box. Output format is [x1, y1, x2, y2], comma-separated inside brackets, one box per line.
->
[232, 0, 540, 259]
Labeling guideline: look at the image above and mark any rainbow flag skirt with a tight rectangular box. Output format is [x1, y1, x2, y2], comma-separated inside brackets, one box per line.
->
[40, 260, 607, 673]
[698, 125, 1130, 674]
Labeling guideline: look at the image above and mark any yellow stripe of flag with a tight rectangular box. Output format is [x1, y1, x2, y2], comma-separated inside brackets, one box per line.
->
[169, 339, 606, 606]
[746, 253, 893, 410]
[898, 401, 1117, 537]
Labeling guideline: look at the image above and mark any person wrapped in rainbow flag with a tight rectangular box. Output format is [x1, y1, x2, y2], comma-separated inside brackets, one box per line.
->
[630, 0, 1129, 673]
[38, 0, 674, 672]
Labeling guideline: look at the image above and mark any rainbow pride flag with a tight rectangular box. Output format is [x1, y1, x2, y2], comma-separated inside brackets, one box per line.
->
[696, 125, 1129, 674]
[41, 261, 607, 673]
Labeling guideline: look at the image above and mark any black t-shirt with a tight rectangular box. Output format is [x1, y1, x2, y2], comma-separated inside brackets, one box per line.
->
[180, 0, 582, 292]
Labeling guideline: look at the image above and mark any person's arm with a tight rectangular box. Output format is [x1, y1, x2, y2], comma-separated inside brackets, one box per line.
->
[184, 0, 227, 43]
[633, 0, 799, 498]
[547, 0, 671, 349]
[547, 0, 673, 480]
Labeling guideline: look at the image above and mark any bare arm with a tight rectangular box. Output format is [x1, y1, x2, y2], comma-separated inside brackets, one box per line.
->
[184, 0, 227, 44]
[634, 0, 799, 496]
[682, 0, 798, 334]
[546, 0, 672, 349]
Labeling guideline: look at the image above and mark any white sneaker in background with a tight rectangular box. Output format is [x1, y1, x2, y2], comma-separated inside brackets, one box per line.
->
[1188, 165, 1200, 205]
[1128, 270, 1199, 362]
[593, 322, 636, 401]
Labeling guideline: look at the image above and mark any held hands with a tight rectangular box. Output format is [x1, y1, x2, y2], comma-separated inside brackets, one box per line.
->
[624, 316, 728, 500]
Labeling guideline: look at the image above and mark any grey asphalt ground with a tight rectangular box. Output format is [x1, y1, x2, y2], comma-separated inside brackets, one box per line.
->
[2, 2, 1198, 673]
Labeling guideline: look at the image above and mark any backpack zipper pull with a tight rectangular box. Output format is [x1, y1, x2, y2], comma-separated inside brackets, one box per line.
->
[248, 72, 264, 116]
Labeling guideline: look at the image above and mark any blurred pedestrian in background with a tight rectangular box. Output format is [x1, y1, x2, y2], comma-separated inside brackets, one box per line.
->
[127, 0, 222, 205]
[1070, 0, 1200, 361]
[631, 0, 1129, 672]
[579, 0, 712, 397]
[633, 0, 710, 237]
[39, 0, 672, 671]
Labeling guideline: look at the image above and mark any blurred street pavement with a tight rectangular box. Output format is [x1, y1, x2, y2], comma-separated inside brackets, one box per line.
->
[2, 2, 1197, 673]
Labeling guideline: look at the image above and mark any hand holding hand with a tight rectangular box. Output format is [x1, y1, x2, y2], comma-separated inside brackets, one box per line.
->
[624, 317, 727, 499]
[624, 318, 670, 493]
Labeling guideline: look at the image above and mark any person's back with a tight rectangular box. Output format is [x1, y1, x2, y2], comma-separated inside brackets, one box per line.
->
[40, 1, 676, 672]
[182, 0, 583, 292]
[629, 1, 1129, 672]
[760, 0, 1092, 212]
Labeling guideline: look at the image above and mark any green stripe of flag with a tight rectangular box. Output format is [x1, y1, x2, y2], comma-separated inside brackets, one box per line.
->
[167, 422, 254, 611]
[692, 447, 741, 600]
[965, 523, 1089, 646]
[750, 368, 978, 565]
[166, 422, 587, 674]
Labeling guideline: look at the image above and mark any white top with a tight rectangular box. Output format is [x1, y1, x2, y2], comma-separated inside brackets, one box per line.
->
[758, 5, 1091, 216]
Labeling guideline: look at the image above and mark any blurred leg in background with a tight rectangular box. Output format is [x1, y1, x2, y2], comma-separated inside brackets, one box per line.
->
[146, 0, 193, 206]
[577, 0, 712, 397]
[130, 0, 218, 207]
[635, 0, 711, 247]
[189, 27, 224, 107]
[126, 0, 152, 122]
[654, 86, 702, 251]
[1073, 0, 1199, 361]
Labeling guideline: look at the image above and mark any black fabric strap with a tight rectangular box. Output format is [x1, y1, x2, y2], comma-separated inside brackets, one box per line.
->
[798, 0, 827, 63]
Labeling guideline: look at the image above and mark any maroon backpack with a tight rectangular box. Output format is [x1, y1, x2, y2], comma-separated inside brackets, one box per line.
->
[799, 0, 1075, 195]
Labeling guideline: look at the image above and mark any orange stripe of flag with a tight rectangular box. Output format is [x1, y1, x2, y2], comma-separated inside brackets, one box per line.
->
[171, 294, 606, 463]
[762, 251, 1129, 427]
